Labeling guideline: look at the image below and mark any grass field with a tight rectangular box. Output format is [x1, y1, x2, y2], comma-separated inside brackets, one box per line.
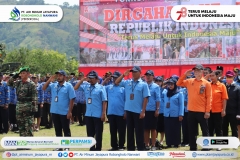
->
[0, 123, 239, 160]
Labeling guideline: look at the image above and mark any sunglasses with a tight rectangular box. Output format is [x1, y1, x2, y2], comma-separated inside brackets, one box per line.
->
[167, 83, 174, 86]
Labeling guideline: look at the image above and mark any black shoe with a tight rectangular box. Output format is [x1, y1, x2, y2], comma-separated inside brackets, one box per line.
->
[167, 145, 172, 148]
[14, 130, 19, 133]
[108, 148, 118, 151]
[53, 148, 63, 151]
[174, 145, 179, 148]
[145, 146, 150, 150]
[64, 148, 69, 151]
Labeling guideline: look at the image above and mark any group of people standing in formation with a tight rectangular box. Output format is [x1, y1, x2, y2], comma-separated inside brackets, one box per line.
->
[0, 64, 240, 151]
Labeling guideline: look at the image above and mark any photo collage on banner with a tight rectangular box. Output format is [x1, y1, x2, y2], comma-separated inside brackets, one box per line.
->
[79, 0, 239, 67]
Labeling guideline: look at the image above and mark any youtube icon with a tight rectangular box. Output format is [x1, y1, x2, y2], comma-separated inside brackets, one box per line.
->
[69, 152, 74, 158]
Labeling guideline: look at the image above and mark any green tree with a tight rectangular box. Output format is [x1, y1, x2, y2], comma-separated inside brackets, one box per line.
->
[4, 48, 79, 75]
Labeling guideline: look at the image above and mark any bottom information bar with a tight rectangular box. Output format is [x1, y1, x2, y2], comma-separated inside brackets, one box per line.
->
[2, 151, 238, 159]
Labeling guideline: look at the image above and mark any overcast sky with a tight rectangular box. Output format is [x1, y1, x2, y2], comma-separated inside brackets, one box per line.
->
[44, 0, 79, 6]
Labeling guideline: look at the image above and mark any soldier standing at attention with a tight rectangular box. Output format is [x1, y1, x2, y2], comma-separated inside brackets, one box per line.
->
[7, 67, 37, 138]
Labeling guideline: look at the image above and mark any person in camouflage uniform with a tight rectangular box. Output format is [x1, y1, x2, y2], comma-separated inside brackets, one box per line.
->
[7, 67, 37, 137]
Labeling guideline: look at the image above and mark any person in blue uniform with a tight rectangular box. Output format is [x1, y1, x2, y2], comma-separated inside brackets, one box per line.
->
[155, 76, 165, 147]
[180, 86, 189, 147]
[163, 77, 184, 148]
[74, 70, 107, 151]
[8, 73, 18, 132]
[69, 73, 78, 124]
[42, 73, 53, 129]
[0, 72, 10, 134]
[43, 70, 76, 151]
[32, 74, 44, 132]
[236, 70, 240, 86]
[144, 70, 160, 151]
[115, 66, 150, 151]
[75, 72, 86, 126]
[105, 71, 126, 151]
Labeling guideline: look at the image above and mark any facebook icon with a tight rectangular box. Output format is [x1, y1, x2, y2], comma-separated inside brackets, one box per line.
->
[58, 152, 63, 157]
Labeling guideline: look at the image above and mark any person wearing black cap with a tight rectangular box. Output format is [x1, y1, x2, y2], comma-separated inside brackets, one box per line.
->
[177, 64, 212, 151]
[7, 67, 37, 140]
[69, 73, 78, 125]
[102, 71, 113, 86]
[0, 72, 10, 134]
[74, 70, 107, 151]
[43, 70, 76, 151]
[75, 72, 86, 126]
[216, 66, 224, 82]
[236, 70, 240, 86]
[31, 74, 44, 132]
[105, 71, 126, 151]
[143, 70, 160, 151]
[8, 73, 18, 132]
[42, 73, 53, 129]
[115, 66, 150, 151]
[163, 77, 184, 148]
[155, 76, 165, 147]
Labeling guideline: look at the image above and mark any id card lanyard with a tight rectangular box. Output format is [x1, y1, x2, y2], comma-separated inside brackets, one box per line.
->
[130, 81, 139, 100]
[88, 85, 95, 104]
[55, 85, 63, 102]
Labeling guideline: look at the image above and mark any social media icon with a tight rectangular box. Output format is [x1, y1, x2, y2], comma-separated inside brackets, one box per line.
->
[69, 152, 74, 157]
[63, 152, 68, 157]
[58, 152, 62, 157]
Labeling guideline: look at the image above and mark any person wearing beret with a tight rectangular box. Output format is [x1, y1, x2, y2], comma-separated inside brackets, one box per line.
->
[223, 71, 240, 141]
[163, 77, 184, 148]
[7, 67, 37, 142]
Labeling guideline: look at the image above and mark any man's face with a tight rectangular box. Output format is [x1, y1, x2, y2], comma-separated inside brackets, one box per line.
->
[57, 74, 65, 83]
[20, 71, 29, 80]
[88, 77, 98, 85]
[145, 74, 153, 82]
[132, 71, 141, 79]
[78, 75, 83, 80]
[155, 80, 163, 87]
[0, 75, 3, 81]
[194, 69, 203, 78]
[32, 77, 37, 83]
[203, 70, 209, 76]
[216, 70, 223, 76]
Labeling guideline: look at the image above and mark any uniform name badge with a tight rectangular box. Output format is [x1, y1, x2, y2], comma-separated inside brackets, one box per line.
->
[130, 93, 134, 100]
[55, 96, 58, 102]
[88, 98, 92, 104]
[166, 102, 170, 108]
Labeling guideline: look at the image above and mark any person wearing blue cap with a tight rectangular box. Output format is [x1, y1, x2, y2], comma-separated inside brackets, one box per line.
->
[155, 76, 166, 148]
[163, 77, 184, 148]
[143, 70, 160, 151]
[74, 70, 107, 151]
[115, 66, 150, 151]
[43, 70, 76, 151]
[104, 71, 126, 151]
[75, 72, 87, 126]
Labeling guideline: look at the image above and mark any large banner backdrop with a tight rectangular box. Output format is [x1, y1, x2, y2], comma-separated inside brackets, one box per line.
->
[79, 0, 240, 67]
